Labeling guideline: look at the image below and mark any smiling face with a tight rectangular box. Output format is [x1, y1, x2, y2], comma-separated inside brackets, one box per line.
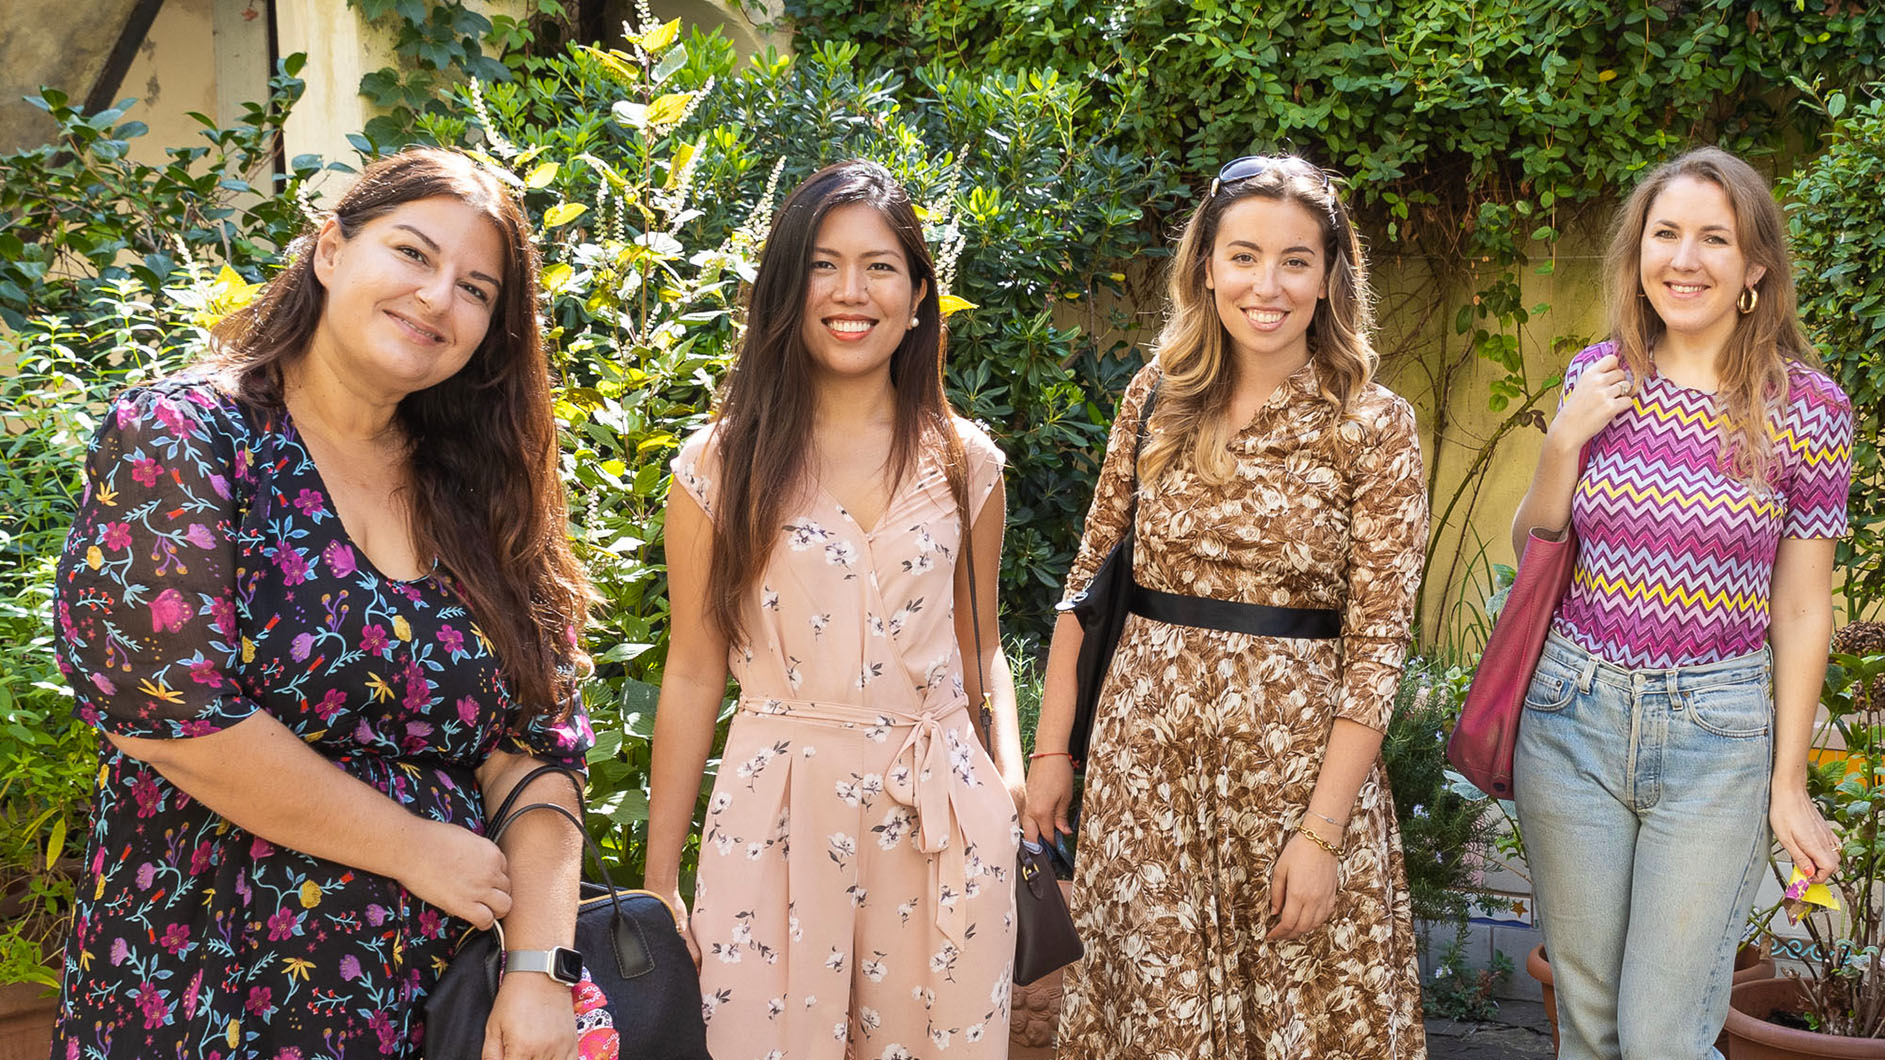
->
[1205, 196, 1329, 368]
[1638, 174, 1766, 350]
[306, 195, 505, 401]
[797, 201, 926, 384]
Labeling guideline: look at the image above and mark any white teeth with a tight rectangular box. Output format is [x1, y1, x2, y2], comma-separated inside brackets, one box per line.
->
[828, 320, 872, 334]
[1668, 284, 1706, 294]
[1245, 309, 1285, 325]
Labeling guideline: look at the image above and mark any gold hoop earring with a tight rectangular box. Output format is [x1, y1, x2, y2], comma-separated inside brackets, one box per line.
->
[1737, 286, 1758, 315]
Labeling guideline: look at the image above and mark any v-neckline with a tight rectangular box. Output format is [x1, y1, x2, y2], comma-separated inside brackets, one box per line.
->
[282, 412, 439, 586]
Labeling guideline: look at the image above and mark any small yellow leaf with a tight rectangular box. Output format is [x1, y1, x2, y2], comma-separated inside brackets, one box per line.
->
[665, 140, 698, 190]
[541, 262, 575, 294]
[640, 18, 681, 52]
[637, 432, 678, 454]
[937, 294, 977, 317]
[912, 203, 932, 220]
[525, 162, 559, 189]
[645, 92, 692, 128]
[1597, 68, 1617, 82]
[299, 881, 322, 909]
[577, 45, 639, 84]
[86, 546, 103, 570]
[392, 615, 412, 642]
[543, 202, 588, 227]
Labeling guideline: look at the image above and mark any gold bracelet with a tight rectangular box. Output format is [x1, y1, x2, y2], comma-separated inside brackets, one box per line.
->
[1296, 825, 1341, 859]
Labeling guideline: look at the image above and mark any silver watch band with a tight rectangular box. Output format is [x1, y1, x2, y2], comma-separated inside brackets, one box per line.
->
[505, 948, 575, 982]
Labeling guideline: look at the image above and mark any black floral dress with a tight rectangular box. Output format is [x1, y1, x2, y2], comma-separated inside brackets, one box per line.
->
[50, 377, 592, 1060]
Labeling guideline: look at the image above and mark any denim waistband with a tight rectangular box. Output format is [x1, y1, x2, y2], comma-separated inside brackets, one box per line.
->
[1540, 629, 1771, 694]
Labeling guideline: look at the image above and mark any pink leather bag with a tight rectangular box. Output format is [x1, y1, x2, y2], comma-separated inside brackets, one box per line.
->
[1446, 449, 1588, 798]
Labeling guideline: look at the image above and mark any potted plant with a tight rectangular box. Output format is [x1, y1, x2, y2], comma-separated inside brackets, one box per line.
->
[1726, 629, 1885, 1058]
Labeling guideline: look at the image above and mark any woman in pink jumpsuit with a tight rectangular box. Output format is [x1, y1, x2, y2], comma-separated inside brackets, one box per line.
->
[644, 160, 1027, 1060]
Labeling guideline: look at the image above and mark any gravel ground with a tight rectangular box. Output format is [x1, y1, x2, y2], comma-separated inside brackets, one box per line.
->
[1425, 998, 1557, 1059]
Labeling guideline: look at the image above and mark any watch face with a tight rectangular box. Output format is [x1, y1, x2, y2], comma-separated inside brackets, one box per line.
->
[553, 947, 583, 984]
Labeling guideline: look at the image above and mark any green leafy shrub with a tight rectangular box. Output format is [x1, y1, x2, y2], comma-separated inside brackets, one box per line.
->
[0, 278, 205, 988]
[0, 56, 339, 330]
[1785, 82, 1885, 621]
[1385, 657, 1497, 928]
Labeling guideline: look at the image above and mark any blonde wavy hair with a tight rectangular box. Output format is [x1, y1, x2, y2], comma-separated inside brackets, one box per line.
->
[1141, 154, 1377, 485]
[1605, 146, 1816, 489]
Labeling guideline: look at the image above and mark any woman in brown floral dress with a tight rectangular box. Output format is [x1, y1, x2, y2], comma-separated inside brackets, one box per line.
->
[1023, 155, 1430, 1058]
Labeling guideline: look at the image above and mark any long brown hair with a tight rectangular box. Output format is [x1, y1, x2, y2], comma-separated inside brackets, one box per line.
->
[1605, 146, 1816, 487]
[1142, 154, 1377, 485]
[206, 147, 591, 719]
[706, 160, 959, 647]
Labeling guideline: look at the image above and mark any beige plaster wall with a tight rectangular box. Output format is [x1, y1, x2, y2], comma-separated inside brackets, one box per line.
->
[0, 0, 146, 152]
[651, 0, 791, 60]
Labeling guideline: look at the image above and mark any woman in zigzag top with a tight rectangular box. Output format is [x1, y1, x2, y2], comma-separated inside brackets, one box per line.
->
[1509, 146, 1854, 1060]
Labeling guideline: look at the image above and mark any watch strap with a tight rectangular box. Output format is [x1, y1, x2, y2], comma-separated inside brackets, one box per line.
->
[505, 947, 580, 984]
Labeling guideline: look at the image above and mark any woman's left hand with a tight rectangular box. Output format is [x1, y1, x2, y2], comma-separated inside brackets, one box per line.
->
[482, 972, 578, 1060]
[1269, 830, 1339, 941]
[1771, 783, 1840, 885]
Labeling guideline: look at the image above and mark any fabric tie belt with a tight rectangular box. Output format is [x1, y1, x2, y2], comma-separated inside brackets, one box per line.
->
[736, 695, 986, 943]
[1127, 582, 1343, 638]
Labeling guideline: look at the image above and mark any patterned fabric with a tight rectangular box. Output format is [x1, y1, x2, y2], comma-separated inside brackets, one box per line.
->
[1554, 341, 1855, 669]
[51, 377, 593, 1060]
[1056, 362, 1430, 1059]
[671, 420, 1019, 1060]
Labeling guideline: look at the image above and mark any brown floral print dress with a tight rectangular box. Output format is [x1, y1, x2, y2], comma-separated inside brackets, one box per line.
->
[1057, 361, 1430, 1059]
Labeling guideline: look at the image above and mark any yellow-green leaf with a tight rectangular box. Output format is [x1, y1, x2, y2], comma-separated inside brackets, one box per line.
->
[937, 294, 977, 317]
[1597, 68, 1617, 82]
[541, 262, 574, 294]
[577, 45, 639, 83]
[45, 816, 65, 870]
[640, 18, 680, 53]
[646, 92, 692, 128]
[525, 161, 559, 189]
[543, 202, 588, 227]
[665, 140, 699, 190]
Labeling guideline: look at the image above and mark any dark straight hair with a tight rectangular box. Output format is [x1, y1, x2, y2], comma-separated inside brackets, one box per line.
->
[706, 159, 961, 647]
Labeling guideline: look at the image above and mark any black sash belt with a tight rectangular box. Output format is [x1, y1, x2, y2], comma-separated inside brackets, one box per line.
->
[1127, 582, 1342, 639]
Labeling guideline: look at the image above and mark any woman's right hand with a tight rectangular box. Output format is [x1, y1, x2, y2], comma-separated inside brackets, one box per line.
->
[660, 890, 701, 970]
[1022, 755, 1076, 845]
[400, 819, 512, 928]
[1550, 352, 1636, 450]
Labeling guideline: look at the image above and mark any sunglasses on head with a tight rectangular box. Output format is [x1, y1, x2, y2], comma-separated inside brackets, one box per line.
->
[1209, 155, 1334, 197]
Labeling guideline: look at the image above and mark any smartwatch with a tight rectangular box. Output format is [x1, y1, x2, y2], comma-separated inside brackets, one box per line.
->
[505, 946, 583, 986]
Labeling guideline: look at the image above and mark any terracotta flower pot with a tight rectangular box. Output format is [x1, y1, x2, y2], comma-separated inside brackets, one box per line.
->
[1724, 977, 1885, 1059]
[1527, 941, 1774, 1053]
[0, 981, 56, 1060]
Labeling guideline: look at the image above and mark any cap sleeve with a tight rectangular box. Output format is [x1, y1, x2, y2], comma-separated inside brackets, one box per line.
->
[669, 423, 721, 518]
[53, 384, 263, 739]
[954, 417, 1008, 524]
[1778, 366, 1854, 540]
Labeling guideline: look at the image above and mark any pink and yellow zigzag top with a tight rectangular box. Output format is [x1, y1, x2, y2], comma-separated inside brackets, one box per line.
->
[1552, 341, 1854, 669]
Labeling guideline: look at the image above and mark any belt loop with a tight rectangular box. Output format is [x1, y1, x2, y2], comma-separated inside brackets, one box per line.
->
[1578, 656, 1598, 694]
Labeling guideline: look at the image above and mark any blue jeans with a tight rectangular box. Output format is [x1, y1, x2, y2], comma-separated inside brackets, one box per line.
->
[1514, 632, 1772, 1060]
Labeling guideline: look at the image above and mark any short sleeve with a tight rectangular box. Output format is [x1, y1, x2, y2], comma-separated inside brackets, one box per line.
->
[1778, 366, 1855, 540]
[1061, 362, 1161, 605]
[1334, 390, 1430, 731]
[954, 417, 1007, 524]
[53, 384, 263, 739]
[669, 424, 720, 518]
[502, 686, 595, 773]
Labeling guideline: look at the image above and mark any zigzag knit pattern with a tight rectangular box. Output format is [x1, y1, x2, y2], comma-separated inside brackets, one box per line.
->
[1552, 341, 1854, 669]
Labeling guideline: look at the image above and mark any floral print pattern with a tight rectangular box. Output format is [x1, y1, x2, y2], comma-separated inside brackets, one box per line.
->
[1056, 362, 1430, 1059]
[671, 420, 1018, 1060]
[51, 378, 592, 1059]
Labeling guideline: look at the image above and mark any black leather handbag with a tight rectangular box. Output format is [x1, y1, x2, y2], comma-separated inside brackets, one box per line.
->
[422, 765, 711, 1059]
[1055, 383, 1158, 764]
[962, 489, 1084, 986]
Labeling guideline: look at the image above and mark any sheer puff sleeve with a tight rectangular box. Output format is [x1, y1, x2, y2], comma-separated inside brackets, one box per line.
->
[1060, 362, 1162, 604]
[1335, 388, 1429, 732]
[54, 383, 262, 739]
